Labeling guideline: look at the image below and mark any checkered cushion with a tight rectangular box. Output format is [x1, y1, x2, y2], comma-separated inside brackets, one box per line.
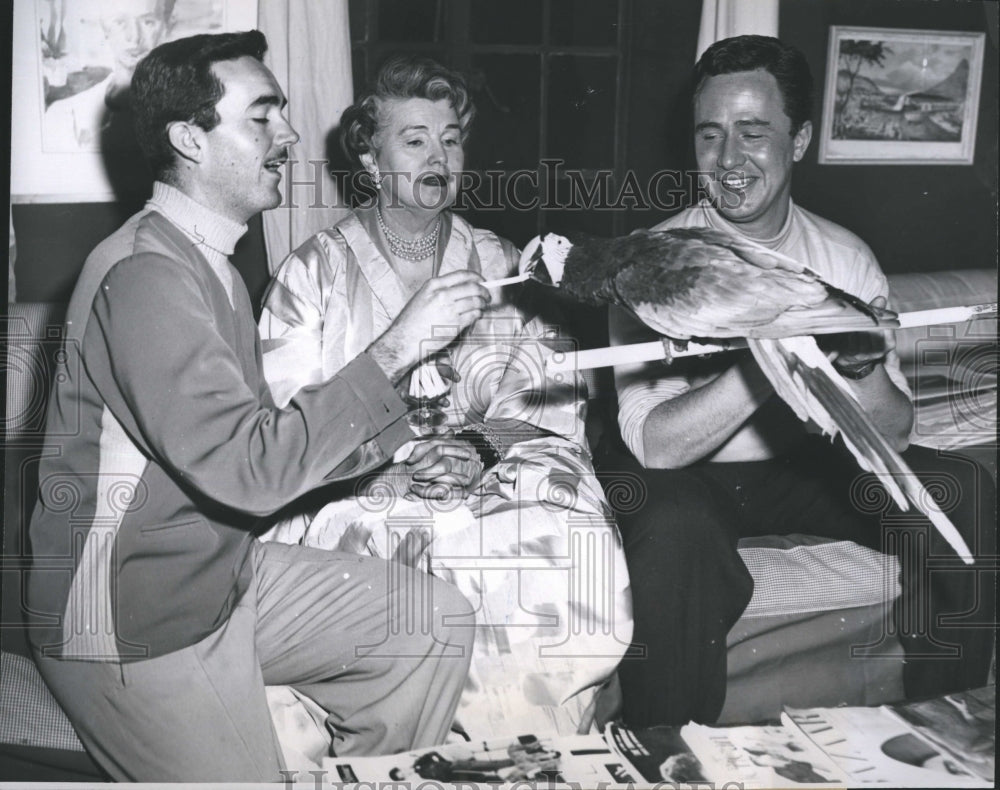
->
[737, 535, 901, 618]
[0, 651, 83, 751]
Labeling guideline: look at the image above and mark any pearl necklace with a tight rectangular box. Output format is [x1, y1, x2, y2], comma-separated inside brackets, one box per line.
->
[376, 208, 441, 262]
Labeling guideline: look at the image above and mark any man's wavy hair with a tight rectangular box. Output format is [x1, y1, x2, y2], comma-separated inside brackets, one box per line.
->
[693, 35, 814, 134]
[132, 30, 268, 181]
[340, 55, 476, 168]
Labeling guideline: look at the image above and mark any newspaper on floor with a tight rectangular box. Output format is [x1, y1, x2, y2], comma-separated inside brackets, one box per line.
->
[322, 732, 639, 785]
[784, 698, 992, 787]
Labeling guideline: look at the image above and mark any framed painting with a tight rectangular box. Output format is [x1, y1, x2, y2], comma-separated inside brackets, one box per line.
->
[10, 0, 258, 203]
[818, 26, 985, 165]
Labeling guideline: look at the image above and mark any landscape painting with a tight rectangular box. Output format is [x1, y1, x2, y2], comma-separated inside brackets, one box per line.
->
[819, 27, 985, 164]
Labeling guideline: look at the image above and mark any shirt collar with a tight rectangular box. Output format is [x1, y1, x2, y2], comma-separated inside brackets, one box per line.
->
[147, 182, 248, 256]
[702, 198, 796, 248]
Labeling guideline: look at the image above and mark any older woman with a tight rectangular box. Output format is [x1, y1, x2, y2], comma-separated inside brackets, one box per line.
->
[258, 55, 631, 739]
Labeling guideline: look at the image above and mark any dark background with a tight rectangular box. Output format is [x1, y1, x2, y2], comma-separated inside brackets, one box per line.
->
[9, 0, 998, 310]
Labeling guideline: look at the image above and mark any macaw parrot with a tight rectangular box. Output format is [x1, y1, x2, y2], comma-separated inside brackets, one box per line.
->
[517, 227, 971, 561]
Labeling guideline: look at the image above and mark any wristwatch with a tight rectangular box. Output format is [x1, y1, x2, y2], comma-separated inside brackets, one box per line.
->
[835, 358, 880, 380]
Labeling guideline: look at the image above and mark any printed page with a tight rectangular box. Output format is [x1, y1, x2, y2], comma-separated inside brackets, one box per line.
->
[785, 706, 988, 787]
[884, 687, 995, 782]
[604, 722, 710, 785]
[323, 731, 636, 785]
[680, 721, 849, 787]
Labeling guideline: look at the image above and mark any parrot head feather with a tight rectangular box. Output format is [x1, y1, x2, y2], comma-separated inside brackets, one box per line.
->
[518, 233, 571, 286]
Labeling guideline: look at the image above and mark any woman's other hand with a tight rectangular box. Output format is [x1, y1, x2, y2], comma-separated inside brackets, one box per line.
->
[404, 435, 484, 498]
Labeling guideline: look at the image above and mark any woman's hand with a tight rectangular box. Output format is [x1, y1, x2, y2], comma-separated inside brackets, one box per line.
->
[367, 271, 490, 382]
[404, 436, 484, 499]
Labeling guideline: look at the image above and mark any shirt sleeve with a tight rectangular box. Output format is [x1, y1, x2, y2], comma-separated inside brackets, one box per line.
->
[609, 305, 691, 465]
[259, 232, 348, 408]
[89, 253, 413, 517]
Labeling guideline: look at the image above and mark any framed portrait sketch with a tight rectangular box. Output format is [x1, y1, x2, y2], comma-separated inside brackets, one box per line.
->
[10, 0, 258, 203]
[818, 26, 985, 165]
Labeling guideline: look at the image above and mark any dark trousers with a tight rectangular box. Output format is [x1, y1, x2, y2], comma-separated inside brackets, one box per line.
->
[594, 434, 996, 728]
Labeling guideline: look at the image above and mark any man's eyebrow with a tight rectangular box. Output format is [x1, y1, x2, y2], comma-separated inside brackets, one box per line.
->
[695, 119, 772, 132]
[248, 94, 285, 111]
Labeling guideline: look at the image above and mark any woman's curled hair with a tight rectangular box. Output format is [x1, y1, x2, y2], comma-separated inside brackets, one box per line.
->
[340, 54, 475, 166]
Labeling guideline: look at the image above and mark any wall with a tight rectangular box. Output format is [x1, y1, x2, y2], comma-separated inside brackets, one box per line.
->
[7, 0, 997, 306]
[11, 201, 271, 308]
[619, 0, 998, 277]
[779, 0, 998, 275]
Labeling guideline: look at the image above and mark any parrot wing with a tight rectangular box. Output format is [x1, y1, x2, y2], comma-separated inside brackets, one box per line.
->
[605, 228, 895, 340]
[747, 336, 973, 562]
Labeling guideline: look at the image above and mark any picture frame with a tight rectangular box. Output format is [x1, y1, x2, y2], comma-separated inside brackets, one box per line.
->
[818, 26, 985, 165]
[10, 0, 259, 203]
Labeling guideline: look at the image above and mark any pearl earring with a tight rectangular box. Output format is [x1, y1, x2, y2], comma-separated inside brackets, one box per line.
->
[370, 164, 382, 190]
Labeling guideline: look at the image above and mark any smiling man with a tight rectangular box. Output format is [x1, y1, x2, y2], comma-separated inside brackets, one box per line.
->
[27, 31, 487, 781]
[598, 35, 994, 729]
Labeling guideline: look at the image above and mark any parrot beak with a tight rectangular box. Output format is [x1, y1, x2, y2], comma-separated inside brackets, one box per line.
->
[528, 244, 545, 270]
[518, 235, 546, 277]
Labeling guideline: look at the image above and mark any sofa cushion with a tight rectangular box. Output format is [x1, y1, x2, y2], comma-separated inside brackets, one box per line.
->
[887, 270, 997, 451]
[0, 651, 83, 752]
[736, 534, 901, 618]
[720, 602, 906, 724]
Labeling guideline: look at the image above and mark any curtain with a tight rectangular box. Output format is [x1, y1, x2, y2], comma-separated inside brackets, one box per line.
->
[259, 0, 354, 272]
[9, 208, 17, 303]
[697, 0, 779, 61]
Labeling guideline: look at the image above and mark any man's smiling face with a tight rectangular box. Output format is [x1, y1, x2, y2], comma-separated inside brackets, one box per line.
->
[693, 69, 811, 239]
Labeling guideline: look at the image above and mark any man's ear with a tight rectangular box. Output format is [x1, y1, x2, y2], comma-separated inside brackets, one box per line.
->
[166, 120, 204, 165]
[792, 120, 812, 162]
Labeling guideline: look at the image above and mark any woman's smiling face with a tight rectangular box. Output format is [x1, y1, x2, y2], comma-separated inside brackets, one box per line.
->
[368, 97, 465, 214]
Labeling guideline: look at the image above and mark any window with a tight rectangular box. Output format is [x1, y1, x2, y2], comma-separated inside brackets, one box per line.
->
[349, 0, 632, 243]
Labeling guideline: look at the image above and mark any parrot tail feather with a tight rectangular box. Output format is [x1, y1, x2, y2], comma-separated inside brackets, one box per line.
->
[787, 352, 974, 564]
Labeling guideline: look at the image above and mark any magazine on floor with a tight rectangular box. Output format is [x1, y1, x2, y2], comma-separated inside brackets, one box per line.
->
[884, 685, 995, 782]
[606, 720, 850, 787]
[322, 731, 638, 784]
[604, 721, 710, 785]
[317, 688, 995, 787]
[784, 689, 994, 787]
[679, 721, 849, 786]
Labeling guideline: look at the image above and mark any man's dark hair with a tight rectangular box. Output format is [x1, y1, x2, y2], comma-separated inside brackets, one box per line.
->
[132, 30, 268, 181]
[693, 35, 813, 133]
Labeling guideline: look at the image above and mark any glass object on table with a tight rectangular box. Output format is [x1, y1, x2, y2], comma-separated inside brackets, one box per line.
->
[402, 351, 453, 435]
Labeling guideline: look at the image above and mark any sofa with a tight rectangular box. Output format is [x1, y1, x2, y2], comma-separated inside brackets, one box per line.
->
[582, 267, 997, 726]
[1, 268, 996, 775]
